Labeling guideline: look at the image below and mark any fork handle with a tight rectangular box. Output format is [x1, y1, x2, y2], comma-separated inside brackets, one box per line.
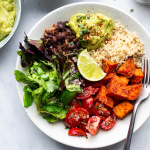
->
[123, 102, 139, 150]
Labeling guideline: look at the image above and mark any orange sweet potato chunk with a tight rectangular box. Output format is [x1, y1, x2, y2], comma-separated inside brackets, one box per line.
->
[99, 72, 116, 85]
[119, 76, 130, 86]
[113, 101, 134, 119]
[131, 68, 144, 84]
[107, 75, 128, 100]
[102, 59, 117, 74]
[117, 58, 135, 78]
[127, 83, 143, 100]
[94, 86, 114, 108]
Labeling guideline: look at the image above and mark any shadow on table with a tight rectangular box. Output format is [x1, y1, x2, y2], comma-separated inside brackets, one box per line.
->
[49, 138, 124, 150]
[22, 0, 92, 14]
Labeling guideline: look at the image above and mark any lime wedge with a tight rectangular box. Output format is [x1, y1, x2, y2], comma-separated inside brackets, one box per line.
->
[77, 49, 106, 81]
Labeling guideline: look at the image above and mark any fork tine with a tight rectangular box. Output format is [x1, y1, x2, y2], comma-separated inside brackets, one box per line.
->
[142, 58, 144, 72]
[146, 59, 149, 87]
[143, 58, 147, 87]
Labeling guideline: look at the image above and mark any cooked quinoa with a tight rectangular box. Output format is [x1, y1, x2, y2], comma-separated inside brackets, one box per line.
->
[90, 21, 145, 68]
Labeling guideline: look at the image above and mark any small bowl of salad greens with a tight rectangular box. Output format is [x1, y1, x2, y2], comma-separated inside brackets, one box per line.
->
[0, 0, 21, 49]
[15, 2, 150, 149]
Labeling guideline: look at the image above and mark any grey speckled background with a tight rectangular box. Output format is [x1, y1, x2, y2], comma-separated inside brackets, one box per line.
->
[0, 0, 150, 150]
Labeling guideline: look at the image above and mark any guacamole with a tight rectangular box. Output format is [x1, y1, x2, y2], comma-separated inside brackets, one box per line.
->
[67, 13, 113, 50]
[0, 0, 16, 41]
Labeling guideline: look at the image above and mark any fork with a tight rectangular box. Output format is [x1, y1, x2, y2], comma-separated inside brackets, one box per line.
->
[123, 58, 150, 150]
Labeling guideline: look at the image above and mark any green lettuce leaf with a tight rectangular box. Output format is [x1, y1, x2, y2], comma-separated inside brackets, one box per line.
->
[14, 70, 34, 85]
[46, 80, 59, 93]
[60, 90, 76, 105]
[65, 77, 81, 93]
[43, 104, 63, 113]
[51, 107, 68, 119]
[23, 86, 33, 107]
[43, 116, 57, 123]
[32, 87, 43, 106]
[37, 105, 68, 120]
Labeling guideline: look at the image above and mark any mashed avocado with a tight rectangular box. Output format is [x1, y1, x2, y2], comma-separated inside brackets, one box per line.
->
[67, 13, 113, 50]
[0, 0, 16, 41]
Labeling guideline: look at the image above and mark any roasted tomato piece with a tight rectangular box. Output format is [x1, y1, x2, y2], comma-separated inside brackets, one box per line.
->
[74, 108, 90, 122]
[92, 109, 106, 121]
[64, 111, 81, 128]
[93, 102, 110, 117]
[101, 113, 116, 130]
[68, 99, 81, 112]
[69, 99, 81, 107]
[81, 96, 94, 115]
[68, 128, 87, 137]
[76, 86, 93, 99]
[87, 116, 102, 135]
[89, 82, 102, 88]
[79, 121, 89, 133]
[92, 88, 99, 95]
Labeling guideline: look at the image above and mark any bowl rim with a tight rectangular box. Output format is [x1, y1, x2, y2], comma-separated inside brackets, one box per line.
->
[0, 0, 22, 49]
[16, 1, 150, 149]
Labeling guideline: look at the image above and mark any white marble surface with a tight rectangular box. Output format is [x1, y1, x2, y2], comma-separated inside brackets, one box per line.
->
[0, 0, 150, 150]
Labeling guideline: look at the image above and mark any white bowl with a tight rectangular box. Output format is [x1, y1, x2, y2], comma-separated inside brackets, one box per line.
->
[16, 2, 150, 149]
[0, 0, 21, 49]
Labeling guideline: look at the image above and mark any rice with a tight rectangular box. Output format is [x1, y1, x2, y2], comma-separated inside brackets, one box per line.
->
[90, 21, 145, 68]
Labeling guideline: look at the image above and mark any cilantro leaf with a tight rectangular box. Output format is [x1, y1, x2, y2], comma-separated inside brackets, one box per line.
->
[130, 9, 134, 13]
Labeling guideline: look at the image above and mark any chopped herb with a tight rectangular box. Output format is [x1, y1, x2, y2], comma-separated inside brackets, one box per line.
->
[81, 120, 87, 123]
[74, 72, 80, 79]
[100, 110, 104, 114]
[78, 24, 85, 29]
[95, 104, 99, 109]
[80, 31, 83, 36]
[130, 9, 134, 13]
[79, 39, 87, 45]
[79, 101, 82, 106]
[72, 51, 76, 55]
[65, 125, 69, 129]
[81, 29, 90, 34]
[77, 15, 82, 21]
[78, 48, 84, 53]
[70, 114, 74, 118]
[51, 55, 56, 59]
[69, 42, 74, 45]
[83, 15, 90, 20]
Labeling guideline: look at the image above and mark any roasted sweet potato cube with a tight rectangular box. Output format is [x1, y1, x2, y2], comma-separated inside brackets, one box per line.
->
[107, 75, 128, 100]
[94, 86, 114, 108]
[99, 72, 116, 85]
[127, 83, 143, 100]
[113, 101, 134, 119]
[131, 68, 144, 84]
[119, 76, 130, 86]
[102, 59, 117, 74]
[117, 58, 135, 78]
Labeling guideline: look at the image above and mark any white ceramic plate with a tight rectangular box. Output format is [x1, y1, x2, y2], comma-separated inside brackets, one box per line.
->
[16, 2, 150, 149]
[0, 0, 21, 49]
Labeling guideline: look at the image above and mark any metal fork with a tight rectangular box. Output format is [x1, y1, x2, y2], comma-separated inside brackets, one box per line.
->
[123, 58, 150, 150]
